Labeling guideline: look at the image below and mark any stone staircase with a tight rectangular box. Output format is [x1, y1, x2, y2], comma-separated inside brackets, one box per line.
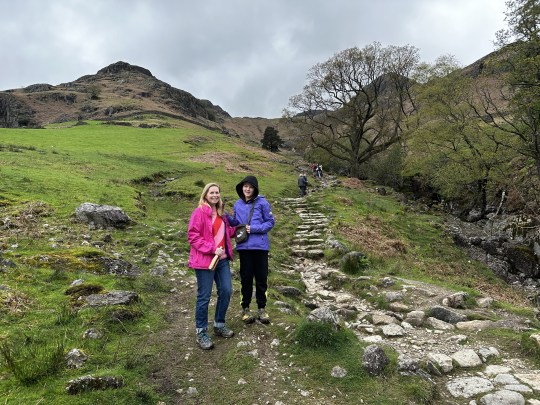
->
[275, 191, 540, 404]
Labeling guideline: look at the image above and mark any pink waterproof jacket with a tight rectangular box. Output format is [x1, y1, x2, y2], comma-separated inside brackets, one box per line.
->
[187, 204, 235, 269]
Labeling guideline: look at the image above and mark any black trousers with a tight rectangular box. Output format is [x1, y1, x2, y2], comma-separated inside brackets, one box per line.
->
[238, 250, 268, 309]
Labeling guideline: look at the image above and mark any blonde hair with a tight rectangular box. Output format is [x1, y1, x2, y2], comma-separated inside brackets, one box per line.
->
[199, 183, 224, 216]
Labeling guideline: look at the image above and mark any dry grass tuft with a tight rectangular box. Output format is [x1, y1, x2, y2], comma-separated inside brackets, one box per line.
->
[0, 290, 31, 314]
[339, 219, 407, 257]
[341, 177, 367, 190]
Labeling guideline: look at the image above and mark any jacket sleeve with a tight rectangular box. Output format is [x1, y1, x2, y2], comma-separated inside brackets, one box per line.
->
[250, 199, 275, 234]
[225, 211, 239, 227]
[187, 208, 215, 255]
[224, 216, 237, 238]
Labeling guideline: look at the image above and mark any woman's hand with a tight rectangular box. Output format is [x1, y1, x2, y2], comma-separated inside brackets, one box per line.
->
[215, 247, 224, 256]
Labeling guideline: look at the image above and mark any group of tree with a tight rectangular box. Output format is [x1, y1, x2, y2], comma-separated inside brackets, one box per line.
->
[284, 0, 540, 220]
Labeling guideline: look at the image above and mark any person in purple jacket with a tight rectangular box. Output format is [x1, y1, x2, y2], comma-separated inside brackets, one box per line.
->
[226, 175, 275, 324]
[188, 183, 236, 350]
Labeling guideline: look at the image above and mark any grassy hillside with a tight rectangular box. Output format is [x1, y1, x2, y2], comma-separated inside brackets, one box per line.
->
[0, 118, 537, 404]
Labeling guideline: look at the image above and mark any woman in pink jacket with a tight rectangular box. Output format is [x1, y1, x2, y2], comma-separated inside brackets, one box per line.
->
[187, 183, 236, 350]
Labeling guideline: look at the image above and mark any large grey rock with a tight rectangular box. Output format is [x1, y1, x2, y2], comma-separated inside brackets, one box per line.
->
[362, 345, 389, 376]
[451, 349, 482, 368]
[66, 375, 124, 394]
[478, 389, 525, 405]
[75, 203, 131, 228]
[426, 352, 453, 373]
[429, 305, 468, 324]
[446, 377, 494, 398]
[85, 290, 139, 307]
[307, 306, 340, 330]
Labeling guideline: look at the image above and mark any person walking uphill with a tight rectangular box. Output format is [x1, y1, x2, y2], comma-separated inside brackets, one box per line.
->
[298, 173, 308, 197]
[226, 175, 275, 324]
[188, 183, 236, 350]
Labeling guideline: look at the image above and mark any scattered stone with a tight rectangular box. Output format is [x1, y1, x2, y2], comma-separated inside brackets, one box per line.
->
[429, 305, 468, 324]
[275, 285, 303, 298]
[405, 310, 425, 327]
[451, 349, 482, 368]
[382, 324, 405, 337]
[85, 290, 139, 307]
[442, 291, 468, 308]
[478, 347, 500, 362]
[426, 353, 453, 373]
[66, 375, 124, 394]
[530, 333, 540, 348]
[477, 297, 494, 308]
[379, 277, 395, 287]
[456, 320, 495, 330]
[515, 374, 540, 391]
[425, 317, 455, 330]
[75, 203, 131, 228]
[478, 389, 525, 404]
[65, 348, 88, 369]
[397, 354, 419, 374]
[384, 291, 404, 302]
[362, 345, 389, 376]
[446, 377, 494, 398]
[485, 365, 512, 376]
[82, 329, 103, 339]
[331, 366, 347, 378]
[372, 313, 398, 325]
[307, 306, 340, 330]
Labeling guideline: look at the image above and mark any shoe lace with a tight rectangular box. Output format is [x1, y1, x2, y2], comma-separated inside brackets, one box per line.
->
[198, 331, 211, 343]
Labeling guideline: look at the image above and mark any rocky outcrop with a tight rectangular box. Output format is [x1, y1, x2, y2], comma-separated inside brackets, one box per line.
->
[0, 92, 36, 127]
[97, 61, 153, 77]
[446, 214, 540, 302]
[0, 61, 230, 128]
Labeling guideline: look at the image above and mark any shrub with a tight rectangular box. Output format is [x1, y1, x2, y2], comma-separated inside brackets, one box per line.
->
[0, 338, 64, 385]
[340, 252, 370, 275]
[521, 332, 540, 367]
[295, 321, 349, 349]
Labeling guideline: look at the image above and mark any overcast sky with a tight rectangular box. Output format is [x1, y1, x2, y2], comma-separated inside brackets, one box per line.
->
[1, 0, 508, 118]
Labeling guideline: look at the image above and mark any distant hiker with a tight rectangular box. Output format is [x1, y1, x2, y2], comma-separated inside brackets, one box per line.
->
[226, 175, 275, 324]
[187, 183, 236, 350]
[316, 164, 323, 179]
[298, 173, 309, 197]
[310, 163, 317, 177]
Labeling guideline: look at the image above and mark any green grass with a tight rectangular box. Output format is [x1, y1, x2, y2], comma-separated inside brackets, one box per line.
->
[0, 118, 537, 404]
[0, 119, 301, 403]
[289, 324, 436, 404]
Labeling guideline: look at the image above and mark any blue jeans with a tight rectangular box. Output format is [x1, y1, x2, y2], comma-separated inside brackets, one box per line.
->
[194, 259, 232, 333]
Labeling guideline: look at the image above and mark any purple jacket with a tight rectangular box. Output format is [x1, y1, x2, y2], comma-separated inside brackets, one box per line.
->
[226, 196, 275, 251]
[187, 204, 235, 269]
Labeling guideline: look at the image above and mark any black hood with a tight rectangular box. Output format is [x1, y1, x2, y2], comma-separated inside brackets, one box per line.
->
[236, 175, 259, 200]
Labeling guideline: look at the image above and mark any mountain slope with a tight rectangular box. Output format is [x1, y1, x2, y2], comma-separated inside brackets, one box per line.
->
[0, 61, 229, 130]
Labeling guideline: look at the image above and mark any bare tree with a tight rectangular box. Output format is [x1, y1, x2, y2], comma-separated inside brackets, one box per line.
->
[284, 42, 420, 178]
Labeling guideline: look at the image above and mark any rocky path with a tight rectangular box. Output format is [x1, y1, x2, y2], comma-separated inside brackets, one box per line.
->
[277, 192, 540, 405]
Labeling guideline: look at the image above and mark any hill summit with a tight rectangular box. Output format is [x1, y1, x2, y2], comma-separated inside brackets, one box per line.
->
[0, 61, 230, 129]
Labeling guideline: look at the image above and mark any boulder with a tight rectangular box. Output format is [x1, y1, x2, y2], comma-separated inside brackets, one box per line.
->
[75, 203, 131, 229]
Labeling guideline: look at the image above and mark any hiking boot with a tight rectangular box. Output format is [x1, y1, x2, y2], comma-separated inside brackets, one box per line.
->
[196, 331, 214, 350]
[241, 308, 255, 324]
[214, 325, 234, 338]
[257, 308, 270, 324]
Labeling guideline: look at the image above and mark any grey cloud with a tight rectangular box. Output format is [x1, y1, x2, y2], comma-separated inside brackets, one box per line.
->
[0, 0, 507, 117]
